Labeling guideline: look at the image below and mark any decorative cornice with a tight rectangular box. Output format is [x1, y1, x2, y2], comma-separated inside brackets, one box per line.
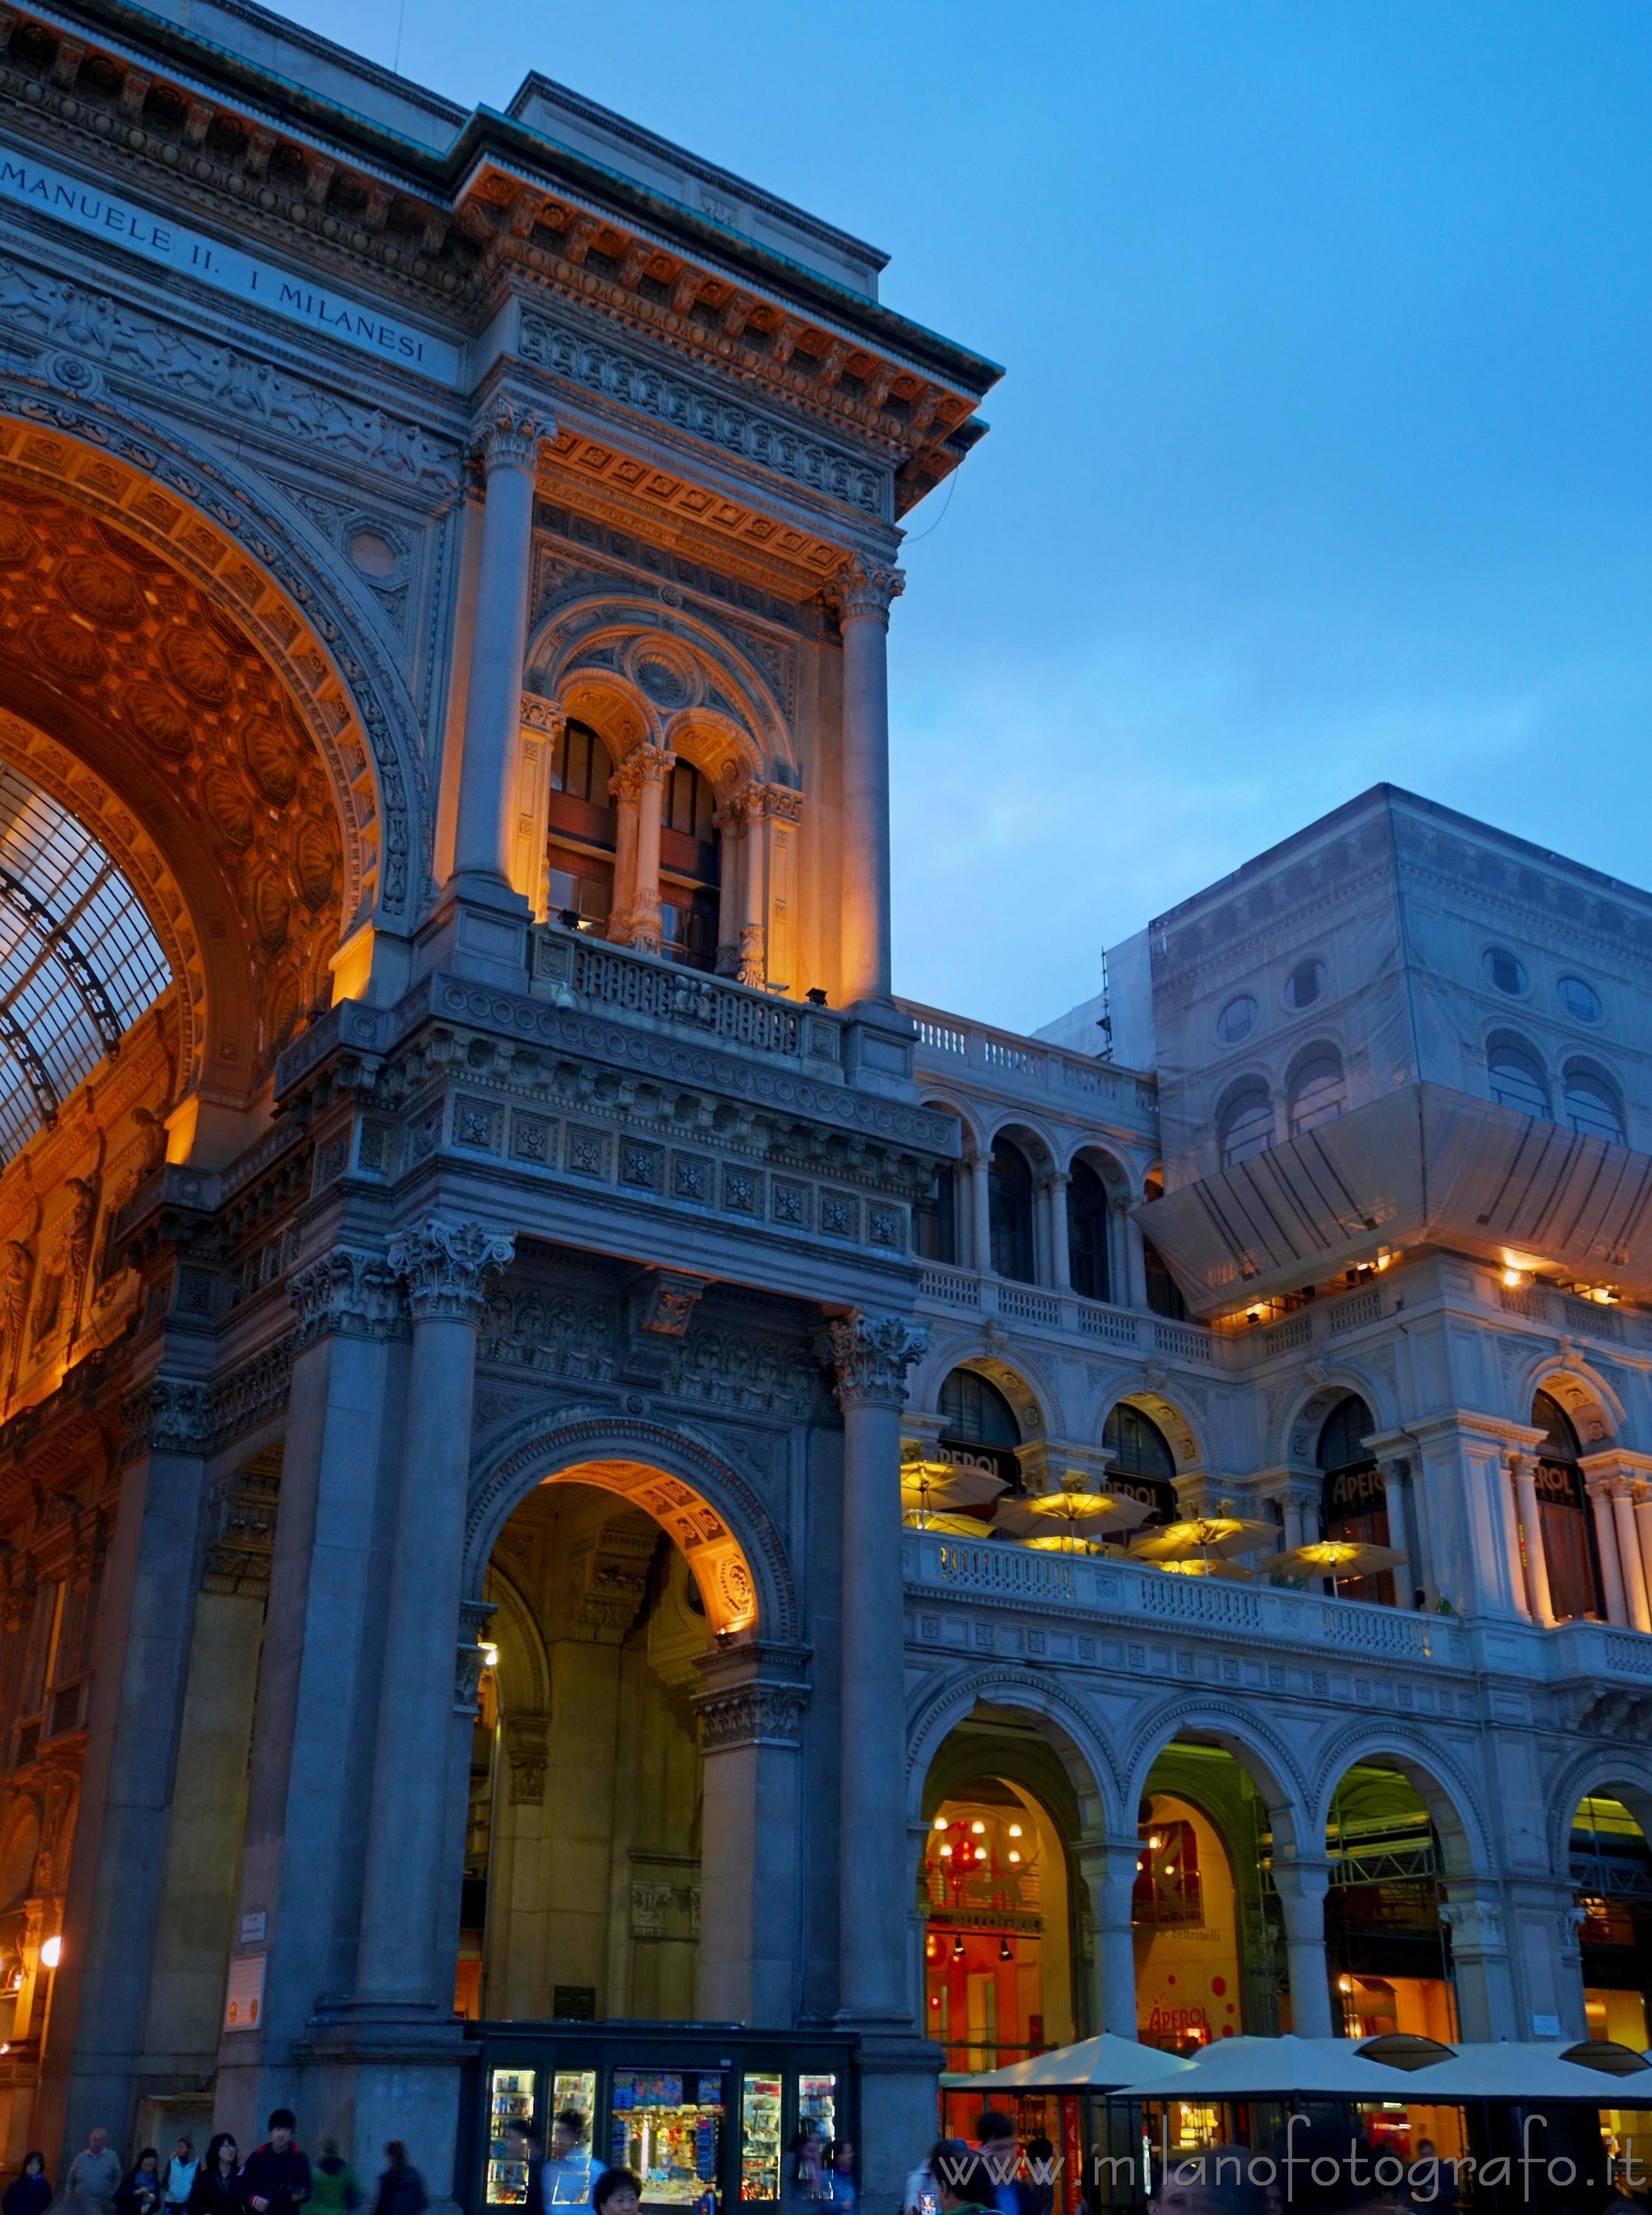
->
[289, 1249, 402, 1346]
[476, 394, 551, 474]
[389, 1217, 516, 1324]
[828, 552, 904, 625]
[823, 1310, 927, 1410]
[120, 1375, 211, 1462]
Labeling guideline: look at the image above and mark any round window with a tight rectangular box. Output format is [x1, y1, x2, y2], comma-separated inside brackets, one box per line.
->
[1483, 946, 1529, 996]
[1558, 974, 1604, 1025]
[1216, 994, 1257, 1044]
[1284, 959, 1326, 1010]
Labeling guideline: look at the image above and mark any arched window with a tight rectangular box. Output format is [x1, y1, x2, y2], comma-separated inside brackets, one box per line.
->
[1067, 1159, 1111, 1302]
[1487, 1032, 1550, 1120]
[988, 1136, 1036, 1282]
[658, 758, 720, 971]
[1530, 1389, 1604, 1624]
[938, 1367, 1022, 1487]
[1316, 1393, 1392, 1604]
[1288, 1048, 1347, 1137]
[1141, 1171, 1186, 1320]
[1562, 1061, 1626, 1145]
[546, 718, 617, 928]
[915, 1109, 961, 1265]
[1218, 1083, 1273, 1168]
[1101, 1402, 1176, 1525]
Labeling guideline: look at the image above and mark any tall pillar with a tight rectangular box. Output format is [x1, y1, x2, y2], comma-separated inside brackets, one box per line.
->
[714, 793, 746, 975]
[451, 397, 547, 895]
[1508, 1454, 1556, 1628]
[691, 1642, 809, 2025]
[329, 1220, 512, 2183]
[1589, 1482, 1629, 1626]
[1119, 1205, 1149, 1311]
[823, 1310, 935, 2208]
[1270, 1858, 1334, 2039]
[1044, 1172, 1072, 1293]
[608, 755, 642, 943]
[214, 1250, 405, 2149]
[1376, 1458, 1415, 1608]
[737, 786, 769, 987]
[1635, 1486, 1652, 1626]
[970, 1153, 992, 1275]
[1074, 1839, 1140, 2037]
[833, 555, 903, 1007]
[40, 1368, 211, 2160]
[1611, 1482, 1652, 1632]
[1440, 1889, 1516, 2040]
[626, 745, 675, 956]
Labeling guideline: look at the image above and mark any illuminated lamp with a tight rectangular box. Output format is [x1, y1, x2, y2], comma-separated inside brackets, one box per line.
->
[952, 1936, 966, 1960]
[933, 1817, 948, 1831]
[939, 1844, 953, 1858]
[998, 1940, 1013, 1962]
[1008, 1824, 1023, 1838]
[1148, 1834, 1162, 1851]
[39, 1937, 61, 1969]
[971, 1821, 986, 1834]
[1008, 1851, 1021, 1864]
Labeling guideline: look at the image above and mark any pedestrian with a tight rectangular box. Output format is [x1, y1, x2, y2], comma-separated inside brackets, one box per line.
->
[310, 2142, 362, 2215]
[974, 2118, 1034, 2215]
[504, 2127, 543, 2215]
[1146, 2146, 1270, 2215]
[116, 2150, 162, 2215]
[824, 2143, 856, 2215]
[188, 2138, 243, 2215]
[368, 2145, 425, 2215]
[68, 2129, 123, 2215]
[241, 2112, 311, 2215]
[904, 2140, 965, 2215]
[593, 2172, 642, 2215]
[540, 2111, 600, 2207]
[4, 2153, 50, 2215]
[1023, 2139, 1055, 2215]
[161, 2138, 199, 2215]
[783, 2124, 823, 2215]
[934, 2155, 998, 2215]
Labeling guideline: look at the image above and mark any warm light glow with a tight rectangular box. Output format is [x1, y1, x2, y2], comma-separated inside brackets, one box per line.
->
[1148, 1833, 1163, 1850]
[481, 1642, 499, 1670]
[939, 1844, 953, 1857]
[1008, 1823, 1023, 1837]
[1338, 1975, 1353, 1992]
[39, 1936, 60, 1970]
[971, 1820, 986, 1834]
[1503, 1267, 1526, 1289]
[933, 1817, 948, 1831]
[1008, 1851, 1021, 1863]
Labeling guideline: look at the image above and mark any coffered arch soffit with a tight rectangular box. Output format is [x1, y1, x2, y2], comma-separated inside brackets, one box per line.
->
[526, 595, 796, 790]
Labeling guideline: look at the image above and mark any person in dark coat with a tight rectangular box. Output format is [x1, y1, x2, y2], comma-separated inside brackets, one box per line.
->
[189, 2135, 245, 2215]
[368, 2145, 426, 2215]
[241, 2114, 310, 2215]
[4, 2152, 50, 2215]
[116, 2151, 163, 2215]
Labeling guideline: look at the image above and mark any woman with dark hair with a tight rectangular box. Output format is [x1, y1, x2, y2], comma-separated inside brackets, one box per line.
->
[116, 2151, 162, 2215]
[4, 2151, 50, 2215]
[188, 2135, 245, 2215]
[368, 2145, 426, 2215]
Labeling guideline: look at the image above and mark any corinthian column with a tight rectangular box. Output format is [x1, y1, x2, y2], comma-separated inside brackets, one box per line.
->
[352, 1219, 514, 2012]
[833, 555, 904, 1006]
[1508, 1453, 1556, 1627]
[824, 1311, 927, 2020]
[626, 744, 676, 956]
[452, 396, 548, 894]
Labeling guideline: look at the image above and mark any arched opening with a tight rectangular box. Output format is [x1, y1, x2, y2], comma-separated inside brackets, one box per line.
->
[1218, 1081, 1273, 1169]
[920, 1719, 1080, 2078]
[938, 1367, 1023, 1491]
[1066, 1159, 1111, 1303]
[988, 1136, 1036, 1283]
[1287, 1046, 1346, 1137]
[657, 756, 719, 971]
[914, 1106, 962, 1265]
[1134, 1745, 1278, 2051]
[1317, 1394, 1394, 1605]
[1563, 1059, 1627, 1145]
[1101, 1403, 1178, 1529]
[1141, 1172, 1187, 1321]
[1487, 1030, 1550, 1120]
[1532, 1390, 1605, 1622]
[467, 1458, 764, 2029]
[1324, 1762, 1457, 2044]
[545, 717, 618, 931]
[1570, 1792, 1652, 2050]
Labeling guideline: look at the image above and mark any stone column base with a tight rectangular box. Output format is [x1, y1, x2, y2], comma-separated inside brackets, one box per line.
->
[840, 2029, 943, 2207]
[291, 2014, 468, 2211]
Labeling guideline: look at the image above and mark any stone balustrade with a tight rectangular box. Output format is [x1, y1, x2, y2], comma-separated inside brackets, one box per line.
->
[901, 999, 1159, 1136]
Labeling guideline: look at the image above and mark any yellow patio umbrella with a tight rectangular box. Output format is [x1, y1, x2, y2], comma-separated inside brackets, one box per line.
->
[899, 1454, 1005, 1528]
[1270, 1538, 1406, 1595]
[1128, 1511, 1277, 1566]
[997, 1478, 1151, 1552]
[903, 1510, 996, 1538]
[1153, 1555, 1254, 1581]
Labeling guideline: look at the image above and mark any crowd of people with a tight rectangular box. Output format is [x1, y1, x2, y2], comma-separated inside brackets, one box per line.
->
[14, 2112, 428, 2215]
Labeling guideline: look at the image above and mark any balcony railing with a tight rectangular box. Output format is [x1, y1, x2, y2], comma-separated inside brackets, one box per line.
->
[901, 1000, 1158, 1134]
[917, 1262, 1220, 1363]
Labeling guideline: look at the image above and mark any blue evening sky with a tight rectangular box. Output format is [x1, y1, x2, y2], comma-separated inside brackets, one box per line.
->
[284, 1, 1652, 1035]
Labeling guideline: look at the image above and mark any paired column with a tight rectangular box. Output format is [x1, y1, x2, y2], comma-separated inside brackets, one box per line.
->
[1507, 1454, 1556, 1627]
[1270, 1856, 1334, 2039]
[625, 745, 676, 955]
[970, 1152, 992, 1275]
[1074, 1839, 1141, 2038]
[1589, 1483, 1629, 1626]
[833, 556, 904, 1006]
[1376, 1456, 1416, 1609]
[1042, 1171, 1072, 1292]
[452, 397, 548, 894]
[1579, 1452, 1652, 1632]
[714, 794, 746, 975]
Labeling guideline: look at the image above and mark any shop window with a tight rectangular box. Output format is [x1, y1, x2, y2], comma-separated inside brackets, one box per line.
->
[1067, 1159, 1111, 1301]
[988, 1137, 1036, 1282]
[1134, 1793, 1242, 2054]
[1288, 1048, 1346, 1137]
[1317, 1395, 1392, 1605]
[923, 1787, 1071, 2074]
[939, 1367, 1022, 1488]
[1531, 1390, 1605, 1622]
[1563, 1060, 1626, 1145]
[1102, 1402, 1177, 1526]
[1487, 1032, 1550, 1119]
[1218, 1083, 1273, 1168]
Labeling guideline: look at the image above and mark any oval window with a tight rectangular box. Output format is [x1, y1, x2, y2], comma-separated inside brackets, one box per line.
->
[1216, 995, 1257, 1044]
[1558, 975, 1604, 1025]
[1483, 946, 1529, 996]
[1285, 959, 1326, 1010]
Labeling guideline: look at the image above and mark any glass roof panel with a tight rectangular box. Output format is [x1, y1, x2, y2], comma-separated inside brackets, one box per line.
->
[0, 758, 171, 1163]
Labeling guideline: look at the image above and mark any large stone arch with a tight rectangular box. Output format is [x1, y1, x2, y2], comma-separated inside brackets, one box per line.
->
[909, 1331, 1059, 1446]
[1545, 1747, 1652, 1879]
[0, 406, 431, 1124]
[1092, 1377, 1208, 1479]
[1520, 1356, 1627, 1449]
[1309, 1722, 1494, 1880]
[1126, 1698, 1314, 1856]
[1278, 1367, 1399, 1468]
[905, 1664, 1126, 1836]
[464, 1407, 800, 1643]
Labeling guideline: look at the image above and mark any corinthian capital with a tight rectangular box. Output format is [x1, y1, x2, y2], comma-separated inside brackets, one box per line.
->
[289, 1248, 402, 1346]
[388, 1217, 516, 1324]
[631, 742, 676, 787]
[474, 394, 550, 475]
[823, 1311, 927, 1410]
[830, 552, 906, 625]
[120, 1377, 211, 1464]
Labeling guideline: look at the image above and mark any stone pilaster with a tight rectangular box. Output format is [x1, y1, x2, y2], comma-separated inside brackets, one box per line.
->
[830, 554, 903, 1006]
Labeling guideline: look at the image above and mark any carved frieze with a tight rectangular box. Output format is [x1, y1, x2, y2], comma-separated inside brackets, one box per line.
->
[120, 1375, 211, 1462]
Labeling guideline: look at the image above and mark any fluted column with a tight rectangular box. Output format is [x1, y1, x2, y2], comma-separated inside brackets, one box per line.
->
[824, 1311, 927, 2021]
[833, 555, 903, 1005]
[452, 396, 547, 891]
[738, 785, 770, 986]
[1589, 1479, 1629, 1625]
[1271, 1857, 1333, 2038]
[1613, 1481, 1652, 1631]
[609, 754, 642, 942]
[1074, 1839, 1140, 2036]
[1508, 1454, 1556, 1627]
[1044, 1171, 1072, 1292]
[627, 744, 676, 955]
[353, 1219, 514, 2010]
